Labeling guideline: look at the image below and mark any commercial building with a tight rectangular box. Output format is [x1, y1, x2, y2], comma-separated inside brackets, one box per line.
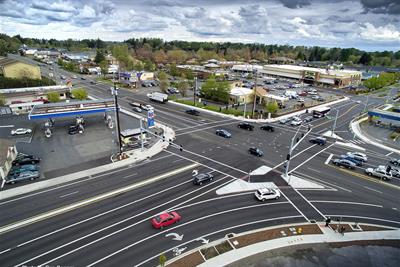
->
[0, 57, 42, 80]
[229, 87, 253, 104]
[260, 65, 361, 88]
[231, 64, 263, 73]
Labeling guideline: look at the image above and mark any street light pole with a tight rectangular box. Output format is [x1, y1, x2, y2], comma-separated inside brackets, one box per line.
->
[194, 76, 197, 106]
[331, 108, 339, 137]
[363, 94, 369, 113]
[112, 81, 122, 156]
[251, 68, 257, 118]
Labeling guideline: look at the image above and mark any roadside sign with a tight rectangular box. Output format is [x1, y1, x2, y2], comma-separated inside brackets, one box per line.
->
[147, 109, 155, 128]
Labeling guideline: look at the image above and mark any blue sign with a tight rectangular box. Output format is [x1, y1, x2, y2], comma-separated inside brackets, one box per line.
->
[147, 109, 155, 128]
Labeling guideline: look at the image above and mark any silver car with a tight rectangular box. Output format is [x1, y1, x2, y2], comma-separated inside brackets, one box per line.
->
[11, 128, 32, 136]
[6, 171, 40, 184]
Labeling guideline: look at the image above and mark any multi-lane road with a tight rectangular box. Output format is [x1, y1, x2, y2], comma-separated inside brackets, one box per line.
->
[1, 55, 399, 266]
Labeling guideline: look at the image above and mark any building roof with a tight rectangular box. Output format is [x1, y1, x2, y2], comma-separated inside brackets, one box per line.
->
[0, 57, 19, 67]
[230, 87, 253, 96]
[263, 64, 362, 77]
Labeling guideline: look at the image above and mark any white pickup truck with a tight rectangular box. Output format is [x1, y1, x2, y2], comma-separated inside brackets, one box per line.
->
[365, 166, 392, 181]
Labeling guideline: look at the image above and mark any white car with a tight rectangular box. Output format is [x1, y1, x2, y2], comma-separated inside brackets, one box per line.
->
[142, 105, 154, 111]
[72, 75, 77, 79]
[308, 91, 317, 95]
[290, 117, 302, 126]
[346, 152, 368, 162]
[255, 188, 281, 201]
[11, 128, 32, 136]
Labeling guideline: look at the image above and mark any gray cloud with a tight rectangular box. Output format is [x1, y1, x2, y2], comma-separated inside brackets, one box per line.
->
[278, 0, 311, 8]
[361, 0, 400, 14]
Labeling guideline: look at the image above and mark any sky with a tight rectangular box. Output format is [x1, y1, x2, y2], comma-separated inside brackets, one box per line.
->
[0, 0, 399, 51]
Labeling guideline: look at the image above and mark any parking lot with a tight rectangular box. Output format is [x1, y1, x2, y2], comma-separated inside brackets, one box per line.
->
[0, 112, 141, 185]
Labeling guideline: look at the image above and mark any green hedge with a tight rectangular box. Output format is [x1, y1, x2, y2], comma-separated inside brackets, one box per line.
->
[0, 76, 56, 89]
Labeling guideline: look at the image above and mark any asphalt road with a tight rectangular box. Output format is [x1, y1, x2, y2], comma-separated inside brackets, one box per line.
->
[1, 54, 399, 267]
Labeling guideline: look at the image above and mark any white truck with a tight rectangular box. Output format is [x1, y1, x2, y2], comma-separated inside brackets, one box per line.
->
[147, 92, 168, 103]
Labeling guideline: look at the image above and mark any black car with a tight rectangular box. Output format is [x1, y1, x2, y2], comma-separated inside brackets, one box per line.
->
[238, 122, 254, 131]
[185, 109, 200, 116]
[12, 157, 40, 166]
[332, 159, 355, 169]
[193, 173, 214, 185]
[80, 77, 86, 80]
[309, 137, 326, 146]
[90, 80, 96, 84]
[216, 129, 232, 138]
[303, 116, 313, 123]
[260, 125, 274, 132]
[249, 147, 263, 157]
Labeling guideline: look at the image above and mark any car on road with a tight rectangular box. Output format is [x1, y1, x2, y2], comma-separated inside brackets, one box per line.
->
[346, 152, 367, 162]
[298, 91, 308, 97]
[72, 75, 77, 79]
[279, 117, 291, 124]
[340, 155, 363, 166]
[309, 137, 326, 146]
[6, 170, 40, 184]
[216, 129, 232, 138]
[142, 105, 154, 111]
[151, 211, 181, 229]
[308, 91, 317, 95]
[132, 107, 142, 113]
[238, 122, 254, 131]
[255, 188, 280, 201]
[290, 118, 302, 126]
[11, 128, 32, 136]
[193, 173, 214, 185]
[80, 77, 86, 80]
[332, 159, 356, 169]
[260, 125, 274, 132]
[389, 158, 400, 166]
[185, 109, 200, 116]
[249, 147, 263, 157]
[365, 166, 392, 181]
[90, 80, 96, 84]
[303, 116, 313, 123]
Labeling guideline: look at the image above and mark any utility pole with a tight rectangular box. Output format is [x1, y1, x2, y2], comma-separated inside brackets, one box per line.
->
[112, 81, 122, 157]
[243, 101, 247, 117]
[140, 118, 144, 151]
[251, 68, 258, 118]
[363, 94, 369, 113]
[194, 76, 197, 106]
[331, 108, 339, 137]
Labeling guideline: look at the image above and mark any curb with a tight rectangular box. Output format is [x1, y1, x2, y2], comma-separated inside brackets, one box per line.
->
[169, 97, 349, 123]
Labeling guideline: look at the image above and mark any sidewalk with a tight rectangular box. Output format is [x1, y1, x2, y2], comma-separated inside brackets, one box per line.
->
[165, 222, 399, 267]
[0, 107, 175, 201]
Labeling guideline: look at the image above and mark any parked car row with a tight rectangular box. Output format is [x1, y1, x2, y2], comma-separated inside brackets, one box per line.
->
[279, 115, 313, 126]
[6, 153, 41, 184]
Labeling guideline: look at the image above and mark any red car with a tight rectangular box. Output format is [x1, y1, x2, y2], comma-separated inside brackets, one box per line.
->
[298, 91, 308, 97]
[151, 211, 181, 229]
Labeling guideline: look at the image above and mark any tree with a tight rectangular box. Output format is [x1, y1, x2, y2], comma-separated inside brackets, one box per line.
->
[47, 92, 60, 103]
[201, 75, 230, 103]
[71, 88, 88, 100]
[359, 52, 372, 66]
[158, 71, 169, 93]
[153, 49, 167, 64]
[99, 60, 108, 78]
[265, 101, 279, 114]
[177, 74, 189, 97]
[159, 254, 167, 267]
[94, 49, 105, 64]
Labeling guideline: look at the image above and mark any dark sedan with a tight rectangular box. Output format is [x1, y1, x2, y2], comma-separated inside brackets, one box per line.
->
[332, 159, 355, 169]
[238, 122, 254, 131]
[216, 129, 232, 138]
[260, 125, 274, 132]
[249, 147, 263, 157]
[12, 156, 41, 166]
[185, 109, 200, 116]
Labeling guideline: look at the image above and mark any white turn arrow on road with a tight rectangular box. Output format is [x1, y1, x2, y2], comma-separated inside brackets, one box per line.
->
[165, 232, 184, 241]
[192, 169, 198, 176]
[196, 237, 209, 244]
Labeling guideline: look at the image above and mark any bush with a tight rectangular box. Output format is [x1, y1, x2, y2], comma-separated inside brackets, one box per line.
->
[71, 88, 88, 100]
[0, 76, 56, 89]
[47, 92, 60, 102]
[175, 99, 251, 117]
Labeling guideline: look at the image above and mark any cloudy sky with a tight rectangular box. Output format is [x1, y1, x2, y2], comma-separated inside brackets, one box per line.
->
[0, 0, 399, 51]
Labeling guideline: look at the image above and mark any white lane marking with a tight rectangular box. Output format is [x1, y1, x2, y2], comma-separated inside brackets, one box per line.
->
[307, 167, 321, 173]
[85, 202, 294, 267]
[135, 215, 304, 267]
[325, 153, 333, 165]
[325, 215, 400, 225]
[290, 144, 334, 174]
[59, 191, 79, 198]
[176, 120, 240, 136]
[0, 163, 198, 235]
[386, 152, 393, 157]
[0, 154, 174, 205]
[294, 188, 326, 220]
[121, 173, 137, 179]
[0, 125, 14, 128]
[279, 191, 309, 221]
[175, 119, 236, 132]
[311, 200, 383, 208]
[363, 186, 383, 194]
[270, 144, 318, 171]
[14, 173, 229, 266]
[0, 248, 11, 255]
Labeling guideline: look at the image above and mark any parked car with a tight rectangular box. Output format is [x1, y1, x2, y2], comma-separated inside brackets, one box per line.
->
[298, 91, 308, 97]
[12, 157, 40, 166]
[132, 107, 142, 113]
[303, 116, 313, 123]
[290, 118, 302, 126]
[151, 211, 181, 229]
[297, 98, 305, 103]
[279, 117, 291, 124]
[68, 125, 82, 135]
[216, 129, 232, 138]
[238, 122, 254, 131]
[11, 128, 32, 136]
[365, 166, 392, 181]
[15, 153, 39, 161]
[340, 155, 363, 166]
[167, 88, 179, 94]
[185, 109, 200, 116]
[389, 158, 400, 166]
[193, 173, 214, 185]
[389, 168, 400, 178]
[9, 164, 38, 176]
[249, 147, 263, 157]
[332, 159, 356, 169]
[6, 171, 40, 184]
[254, 188, 280, 201]
[260, 124, 274, 132]
[72, 75, 77, 79]
[309, 137, 326, 146]
[346, 152, 368, 162]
